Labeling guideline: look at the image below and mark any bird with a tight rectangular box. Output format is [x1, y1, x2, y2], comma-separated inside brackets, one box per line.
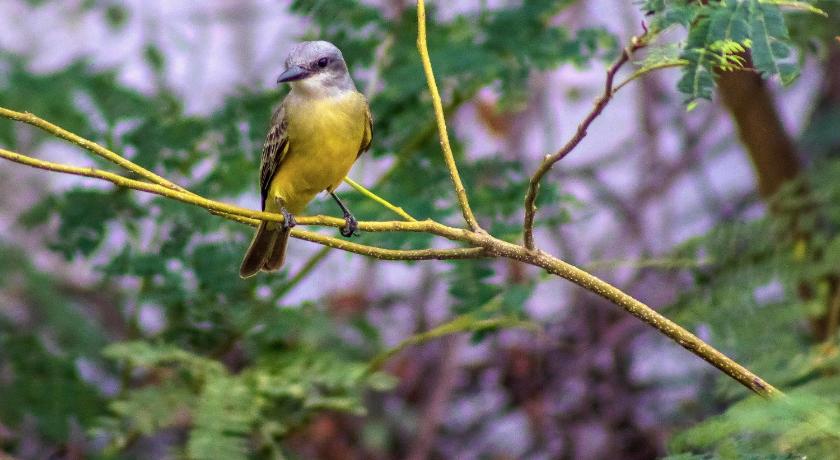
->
[239, 41, 372, 278]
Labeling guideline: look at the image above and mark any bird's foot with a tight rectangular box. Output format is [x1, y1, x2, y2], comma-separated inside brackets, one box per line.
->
[340, 213, 359, 237]
[281, 208, 297, 230]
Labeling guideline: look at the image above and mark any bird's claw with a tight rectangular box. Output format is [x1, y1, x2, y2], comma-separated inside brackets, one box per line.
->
[340, 214, 358, 237]
[281, 208, 297, 230]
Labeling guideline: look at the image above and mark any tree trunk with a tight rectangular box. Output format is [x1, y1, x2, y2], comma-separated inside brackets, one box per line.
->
[716, 66, 801, 200]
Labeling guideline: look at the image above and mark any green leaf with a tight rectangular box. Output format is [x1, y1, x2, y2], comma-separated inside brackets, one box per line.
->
[643, 0, 704, 31]
[677, 17, 718, 101]
[749, 0, 800, 84]
[187, 377, 258, 460]
[711, 0, 752, 43]
[661, 0, 808, 102]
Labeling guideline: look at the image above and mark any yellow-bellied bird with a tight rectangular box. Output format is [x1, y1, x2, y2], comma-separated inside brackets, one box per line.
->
[240, 41, 372, 278]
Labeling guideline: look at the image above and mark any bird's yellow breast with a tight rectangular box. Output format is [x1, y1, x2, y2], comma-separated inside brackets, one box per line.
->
[268, 91, 367, 214]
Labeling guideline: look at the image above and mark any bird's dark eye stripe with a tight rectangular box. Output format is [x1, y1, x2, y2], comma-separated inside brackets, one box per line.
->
[317, 57, 329, 68]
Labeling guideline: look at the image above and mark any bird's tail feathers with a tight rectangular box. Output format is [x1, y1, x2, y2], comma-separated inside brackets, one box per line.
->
[239, 222, 291, 278]
[261, 226, 290, 272]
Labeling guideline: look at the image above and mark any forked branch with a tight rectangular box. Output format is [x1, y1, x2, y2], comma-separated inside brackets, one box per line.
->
[522, 32, 649, 250]
[416, 0, 481, 232]
[0, 17, 782, 399]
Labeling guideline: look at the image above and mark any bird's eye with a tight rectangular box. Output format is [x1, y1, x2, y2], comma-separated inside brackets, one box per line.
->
[317, 57, 329, 68]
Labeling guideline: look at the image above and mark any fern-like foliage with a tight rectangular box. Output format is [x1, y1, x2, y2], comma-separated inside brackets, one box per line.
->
[98, 341, 395, 457]
[663, 160, 840, 457]
[187, 377, 258, 460]
[643, 0, 823, 103]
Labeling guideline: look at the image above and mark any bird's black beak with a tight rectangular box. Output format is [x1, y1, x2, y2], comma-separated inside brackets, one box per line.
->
[276, 66, 310, 84]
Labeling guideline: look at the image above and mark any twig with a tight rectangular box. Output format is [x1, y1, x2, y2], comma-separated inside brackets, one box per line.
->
[0, 107, 255, 227]
[416, 0, 481, 232]
[446, 221, 783, 397]
[584, 256, 712, 271]
[289, 228, 486, 261]
[0, 106, 415, 229]
[612, 60, 687, 94]
[0, 147, 483, 261]
[344, 176, 417, 221]
[0, 107, 187, 193]
[522, 33, 648, 250]
[366, 314, 535, 373]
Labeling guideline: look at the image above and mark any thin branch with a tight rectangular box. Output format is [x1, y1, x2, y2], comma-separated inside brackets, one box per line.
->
[0, 107, 188, 193]
[2, 106, 407, 228]
[522, 33, 648, 250]
[416, 0, 481, 232]
[366, 314, 536, 373]
[343, 176, 417, 221]
[612, 60, 687, 94]
[584, 256, 711, 271]
[289, 228, 486, 261]
[0, 147, 483, 261]
[477, 233, 782, 398]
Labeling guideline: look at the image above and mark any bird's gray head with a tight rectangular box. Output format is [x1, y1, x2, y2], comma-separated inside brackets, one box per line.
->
[276, 41, 356, 97]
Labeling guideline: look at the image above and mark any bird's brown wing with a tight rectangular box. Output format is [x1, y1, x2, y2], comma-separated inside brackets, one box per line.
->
[259, 103, 290, 211]
[357, 99, 373, 158]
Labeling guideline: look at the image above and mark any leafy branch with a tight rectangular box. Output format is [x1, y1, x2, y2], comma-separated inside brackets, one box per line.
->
[0, 5, 783, 399]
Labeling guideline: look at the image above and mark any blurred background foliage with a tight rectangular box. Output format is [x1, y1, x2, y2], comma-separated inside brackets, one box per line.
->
[1, 0, 840, 458]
